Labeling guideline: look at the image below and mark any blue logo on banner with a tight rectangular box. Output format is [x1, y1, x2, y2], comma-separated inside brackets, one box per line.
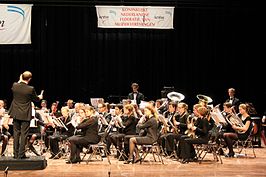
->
[7, 5, 25, 18]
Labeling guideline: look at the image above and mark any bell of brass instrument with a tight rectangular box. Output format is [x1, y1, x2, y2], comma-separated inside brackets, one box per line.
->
[185, 114, 197, 138]
[196, 94, 213, 104]
[210, 104, 227, 126]
[167, 91, 185, 102]
[225, 112, 245, 134]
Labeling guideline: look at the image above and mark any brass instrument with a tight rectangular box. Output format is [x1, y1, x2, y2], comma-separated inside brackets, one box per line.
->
[157, 92, 185, 114]
[167, 91, 185, 102]
[168, 113, 179, 134]
[158, 114, 170, 134]
[196, 94, 213, 104]
[226, 112, 245, 134]
[185, 114, 197, 138]
[210, 104, 227, 126]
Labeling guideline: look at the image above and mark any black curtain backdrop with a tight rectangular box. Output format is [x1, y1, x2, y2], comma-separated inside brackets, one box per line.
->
[0, 1, 263, 114]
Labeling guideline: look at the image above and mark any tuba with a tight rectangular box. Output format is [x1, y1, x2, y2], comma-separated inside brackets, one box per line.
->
[167, 91, 185, 102]
[196, 94, 213, 105]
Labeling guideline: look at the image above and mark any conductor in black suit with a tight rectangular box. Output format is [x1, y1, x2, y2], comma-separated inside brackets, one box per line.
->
[128, 83, 145, 106]
[8, 71, 43, 159]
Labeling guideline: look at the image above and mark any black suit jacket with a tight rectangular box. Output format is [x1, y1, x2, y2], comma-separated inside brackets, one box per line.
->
[8, 82, 40, 121]
[128, 92, 145, 105]
[76, 116, 100, 144]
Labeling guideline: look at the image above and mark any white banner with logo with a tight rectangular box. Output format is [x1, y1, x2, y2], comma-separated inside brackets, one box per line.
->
[96, 6, 174, 29]
[0, 4, 32, 44]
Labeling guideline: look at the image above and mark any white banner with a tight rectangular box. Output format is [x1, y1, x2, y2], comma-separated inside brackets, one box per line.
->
[96, 6, 174, 29]
[0, 4, 32, 44]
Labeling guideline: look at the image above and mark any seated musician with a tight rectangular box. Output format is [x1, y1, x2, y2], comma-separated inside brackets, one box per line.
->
[66, 105, 100, 164]
[97, 103, 112, 134]
[221, 102, 235, 133]
[164, 102, 190, 158]
[223, 103, 256, 157]
[179, 105, 210, 163]
[27, 102, 47, 156]
[109, 104, 136, 160]
[124, 104, 158, 164]
[158, 101, 178, 156]
[48, 106, 75, 159]
[0, 110, 11, 156]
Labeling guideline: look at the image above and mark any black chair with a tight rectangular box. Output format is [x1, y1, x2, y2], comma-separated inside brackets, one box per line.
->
[234, 122, 256, 158]
[138, 141, 164, 164]
[81, 141, 111, 164]
[196, 125, 223, 164]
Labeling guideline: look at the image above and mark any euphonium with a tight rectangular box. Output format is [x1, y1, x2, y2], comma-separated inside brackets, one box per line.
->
[185, 114, 197, 138]
[225, 112, 245, 134]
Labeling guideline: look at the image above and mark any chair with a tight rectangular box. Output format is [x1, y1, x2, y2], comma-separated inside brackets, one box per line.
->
[234, 123, 256, 158]
[196, 125, 223, 164]
[138, 142, 164, 164]
[81, 141, 111, 164]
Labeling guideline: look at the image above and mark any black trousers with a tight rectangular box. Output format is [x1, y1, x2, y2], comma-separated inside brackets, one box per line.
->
[68, 135, 95, 161]
[13, 119, 30, 158]
[49, 133, 68, 156]
[179, 135, 208, 160]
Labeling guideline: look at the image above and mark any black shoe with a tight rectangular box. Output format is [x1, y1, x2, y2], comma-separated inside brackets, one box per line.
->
[66, 158, 81, 164]
[124, 159, 134, 164]
[218, 148, 224, 155]
[29, 145, 41, 156]
[134, 158, 142, 163]
[180, 159, 189, 164]
[49, 155, 55, 159]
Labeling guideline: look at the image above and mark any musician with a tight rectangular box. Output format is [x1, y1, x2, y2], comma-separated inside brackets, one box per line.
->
[48, 106, 75, 159]
[0, 111, 11, 156]
[223, 103, 255, 157]
[26, 102, 46, 156]
[50, 102, 62, 118]
[128, 83, 145, 106]
[40, 100, 49, 113]
[66, 106, 100, 164]
[124, 104, 158, 164]
[70, 102, 85, 127]
[164, 102, 190, 157]
[110, 104, 137, 160]
[225, 88, 241, 113]
[159, 101, 178, 156]
[0, 100, 5, 117]
[221, 102, 235, 132]
[97, 103, 112, 134]
[179, 105, 210, 163]
[8, 71, 43, 159]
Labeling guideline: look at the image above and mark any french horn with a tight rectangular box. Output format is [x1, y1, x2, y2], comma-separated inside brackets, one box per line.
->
[167, 91, 185, 102]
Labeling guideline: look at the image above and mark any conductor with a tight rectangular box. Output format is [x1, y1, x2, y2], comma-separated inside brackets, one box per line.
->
[8, 71, 43, 159]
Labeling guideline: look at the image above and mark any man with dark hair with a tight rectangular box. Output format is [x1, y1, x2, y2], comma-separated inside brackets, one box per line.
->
[128, 83, 145, 106]
[8, 71, 43, 159]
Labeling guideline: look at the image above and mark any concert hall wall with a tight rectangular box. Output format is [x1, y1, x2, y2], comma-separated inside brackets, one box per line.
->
[0, 1, 263, 114]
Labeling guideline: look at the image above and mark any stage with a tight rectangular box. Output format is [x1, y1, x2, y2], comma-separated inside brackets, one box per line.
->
[1, 141, 266, 177]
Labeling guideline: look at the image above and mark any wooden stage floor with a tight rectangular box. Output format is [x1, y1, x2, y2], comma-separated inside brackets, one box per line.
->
[2, 140, 266, 177]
